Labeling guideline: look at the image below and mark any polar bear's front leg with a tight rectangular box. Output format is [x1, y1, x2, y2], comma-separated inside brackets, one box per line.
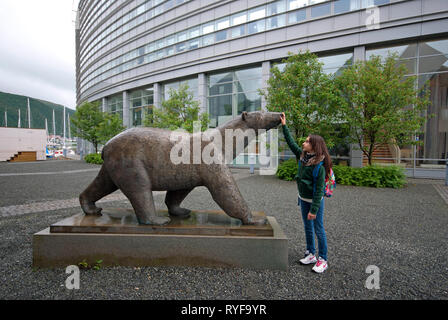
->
[204, 166, 267, 225]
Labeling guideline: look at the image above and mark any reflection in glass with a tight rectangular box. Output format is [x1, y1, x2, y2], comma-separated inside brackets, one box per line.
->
[311, 3, 331, 18]
[202, 34, 214, 46]
[267, 1, 286, 15]
[210, 73, 233, 86]
[249, 7, 266, 21]
[266, 14, 286, 30]
[237, 92, 261, 114]
[188, 39, 200, 50]
[248, 19, 265, 34]
[288, 0, 308, 10]
[231, 25, 245, 38]
[288, 9, 306, 24]
[209, 82, 232, 96]
[235, 67, 262, 80]
[419, 55, 448, 74]
[208, 95, 233, 128]
[216, 17, 230, 30]
[366, 44, 417, 60]
[215, 30, 227, 42]
[417, 73, 448, 163]
[231, 12, 247, 26]
[419, 39, 448, 56]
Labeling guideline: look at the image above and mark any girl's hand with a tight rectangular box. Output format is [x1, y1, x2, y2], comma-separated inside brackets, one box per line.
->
[280, 112, 286, 125]
[307, 213, 316, 220]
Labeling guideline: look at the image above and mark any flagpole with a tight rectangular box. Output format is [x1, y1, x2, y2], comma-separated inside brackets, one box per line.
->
[27, 98, 31, 128]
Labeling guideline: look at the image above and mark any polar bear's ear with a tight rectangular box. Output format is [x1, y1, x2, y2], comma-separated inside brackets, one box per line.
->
[242, 111, 248, 121]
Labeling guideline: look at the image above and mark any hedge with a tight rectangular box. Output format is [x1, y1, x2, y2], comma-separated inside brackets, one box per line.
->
[84, 153, 103, 165]
[276, 158, 406, 188]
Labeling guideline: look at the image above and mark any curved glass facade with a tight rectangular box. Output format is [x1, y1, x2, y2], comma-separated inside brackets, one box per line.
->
[76, 0, 448, 176]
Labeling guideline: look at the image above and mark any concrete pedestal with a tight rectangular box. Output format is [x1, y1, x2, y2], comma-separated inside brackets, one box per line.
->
[33, 209, 288, 270]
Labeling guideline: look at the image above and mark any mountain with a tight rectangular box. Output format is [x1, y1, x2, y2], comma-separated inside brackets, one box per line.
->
[0, 91, 75, 137]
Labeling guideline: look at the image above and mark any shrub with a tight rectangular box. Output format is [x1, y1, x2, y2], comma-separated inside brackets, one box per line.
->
[276, 158, 298, 181]
[332, 165, 406, 188]
[84, 153, 103, 165]
[276, 160, 406, 188]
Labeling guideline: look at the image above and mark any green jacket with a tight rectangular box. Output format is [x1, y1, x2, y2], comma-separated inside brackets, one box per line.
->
[282, 125, 325, 214]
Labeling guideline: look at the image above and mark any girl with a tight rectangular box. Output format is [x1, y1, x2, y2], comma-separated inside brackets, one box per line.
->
[280, 112, 332, 273]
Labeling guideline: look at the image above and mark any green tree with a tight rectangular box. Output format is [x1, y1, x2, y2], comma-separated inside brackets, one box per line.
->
[144, 84, 209, 132]
[260, 50, 344, 158]
[336, 53, 430, 165]
[71, 101, 125, 153]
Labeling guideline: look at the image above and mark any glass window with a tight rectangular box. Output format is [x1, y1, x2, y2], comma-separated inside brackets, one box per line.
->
[166, 35, 176, 46]
[208, 95, 233, 127]
[209, 82, 233, 96]
[374, 0, 389, 5]
[166, 46, 174, 55]
[309, 0, 326, 4]
[156, 49, 165, 59]
[215, 30, 227, 42]
[237, 92, 261, 114]
[248, 6, 266, 21]
[176, 42, 186, 53]
[266, 14, 286, 30]
[207, 67, 262, 128]
[177, 31, 187, 42]
[188, 26, 200, 39]
[156, 39, 165, 49]
[209, 72, 233, 86]
[288, 0, 308, 10]
[419, 39, 448, 57]
[235, 67, 262, 80]
[248, 19, 265, 34]
[319, 53, 353, 70]
[216, 17, 230, 30]
[202, 22, 215, 35]
[203, 34, 215, 46]
[267, 1, 287, 16]
[311, 3, 331, 18]
[334, 0, 351, 14]
[419, 55, 448, 74]
[231, 25, 245, 38]
[416, 73, 448, 162]
[235, 79, 262, 93]
[288, 9, 306, 23]
[131, 107, 143, 126]
[231, 12, 247, 26]
[164, 0, 174, 10]
[188, 38, 200, 50]
[367, 44, 417, 60]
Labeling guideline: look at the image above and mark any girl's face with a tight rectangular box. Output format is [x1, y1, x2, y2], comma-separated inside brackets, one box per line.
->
[302, 136, 313, 153]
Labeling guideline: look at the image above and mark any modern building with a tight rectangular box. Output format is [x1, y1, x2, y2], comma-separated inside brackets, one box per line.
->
[76, 0, 448, 177]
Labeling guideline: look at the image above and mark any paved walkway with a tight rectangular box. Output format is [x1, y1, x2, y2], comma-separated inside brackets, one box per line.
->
[0, 160, 447, 300]
[433, 184, 448, 205]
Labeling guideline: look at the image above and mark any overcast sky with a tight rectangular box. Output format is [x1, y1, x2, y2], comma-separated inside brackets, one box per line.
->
[0, 0, 79, 110]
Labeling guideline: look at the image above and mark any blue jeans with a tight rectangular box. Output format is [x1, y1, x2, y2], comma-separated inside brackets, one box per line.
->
[298, 197, 328, 261]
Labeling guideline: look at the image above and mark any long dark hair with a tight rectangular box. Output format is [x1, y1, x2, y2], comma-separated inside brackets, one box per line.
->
[303, 134, 332, 178]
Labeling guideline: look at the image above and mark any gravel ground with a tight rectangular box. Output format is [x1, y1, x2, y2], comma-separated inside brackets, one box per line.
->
[0, 160, 447, 300]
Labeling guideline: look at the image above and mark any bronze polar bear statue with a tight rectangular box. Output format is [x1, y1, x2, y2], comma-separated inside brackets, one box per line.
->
[79, 111, 282, 226]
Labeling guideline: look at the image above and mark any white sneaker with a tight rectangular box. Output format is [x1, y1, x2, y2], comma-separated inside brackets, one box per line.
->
[312, 257, 328, 273]
[299, 252, 317, 265]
